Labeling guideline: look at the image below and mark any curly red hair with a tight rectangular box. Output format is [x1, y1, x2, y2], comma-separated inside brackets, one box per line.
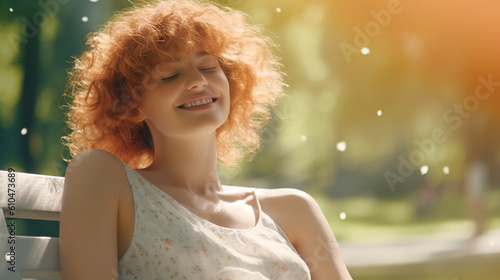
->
[62, 0, 284, 168]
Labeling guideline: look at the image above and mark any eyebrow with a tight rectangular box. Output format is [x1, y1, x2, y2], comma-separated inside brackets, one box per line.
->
[195, 51, 210, 58]
[167, 51, 212, 62]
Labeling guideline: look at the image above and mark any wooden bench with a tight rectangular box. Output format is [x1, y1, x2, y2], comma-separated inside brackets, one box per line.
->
[0, 170, 63, 280]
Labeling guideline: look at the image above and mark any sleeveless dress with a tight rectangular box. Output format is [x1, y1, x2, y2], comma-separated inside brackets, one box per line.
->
[117, 162, 311, 280]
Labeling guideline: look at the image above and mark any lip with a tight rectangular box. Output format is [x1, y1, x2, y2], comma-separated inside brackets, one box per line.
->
[177, 92, 219, 108]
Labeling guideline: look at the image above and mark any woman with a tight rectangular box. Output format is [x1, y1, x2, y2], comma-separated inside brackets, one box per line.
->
[59, 0, 352, 279]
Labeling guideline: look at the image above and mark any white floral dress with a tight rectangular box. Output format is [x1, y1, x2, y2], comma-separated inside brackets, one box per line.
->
[117, 162, 311, 280]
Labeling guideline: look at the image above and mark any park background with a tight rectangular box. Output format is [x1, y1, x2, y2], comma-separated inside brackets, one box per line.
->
[1, 0, 500, 279]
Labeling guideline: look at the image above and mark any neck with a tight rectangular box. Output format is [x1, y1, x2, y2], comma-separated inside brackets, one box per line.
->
[145, 133, 221, 195]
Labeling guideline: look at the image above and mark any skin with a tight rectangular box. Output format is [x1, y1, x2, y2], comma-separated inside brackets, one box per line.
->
[59, 52, 352, 280]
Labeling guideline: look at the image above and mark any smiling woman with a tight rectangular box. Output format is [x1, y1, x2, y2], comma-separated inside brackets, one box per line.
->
[62, 0, 282, 169]
[59, 0, 351, 279]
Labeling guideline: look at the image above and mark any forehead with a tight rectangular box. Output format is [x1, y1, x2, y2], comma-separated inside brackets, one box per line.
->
[166, 51, 214, 62]
[153, 49, 216, 66]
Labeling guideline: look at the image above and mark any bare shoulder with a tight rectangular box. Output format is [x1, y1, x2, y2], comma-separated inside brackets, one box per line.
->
[254, 188, 320, 244]
[65, 149, 124, 178]
[60, 149, 130, 279]
[62, 149, 130, 207]
[255, 188, 318, 218]
[64, 149, 127, 188]
[255, 187, 353, 279]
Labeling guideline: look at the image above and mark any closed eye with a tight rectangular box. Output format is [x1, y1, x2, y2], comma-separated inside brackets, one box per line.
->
[161, 73, 179, 81]
[200, 67, 217, 72]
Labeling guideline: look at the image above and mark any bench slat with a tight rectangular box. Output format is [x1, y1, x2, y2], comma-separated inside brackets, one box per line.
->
[0, 171, 64, 221]
[1, 227, 60, 279]
[21, 270, 61, 279]
[1, 171, 63, 279]
[17, 236, 60, 271]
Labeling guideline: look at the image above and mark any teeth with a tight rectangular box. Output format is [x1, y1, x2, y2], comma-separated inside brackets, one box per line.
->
[182, 98, 214, 109]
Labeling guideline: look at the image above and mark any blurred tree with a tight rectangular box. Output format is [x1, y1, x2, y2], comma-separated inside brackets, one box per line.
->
[1, 0, 131, 175]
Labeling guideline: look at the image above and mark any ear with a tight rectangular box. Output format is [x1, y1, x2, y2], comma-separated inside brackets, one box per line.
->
[130, 89, 148, 122]
[135, 106, 147, 122]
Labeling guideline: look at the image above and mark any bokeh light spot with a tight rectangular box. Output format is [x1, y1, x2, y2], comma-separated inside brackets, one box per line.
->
[336, 141, 346, 152]
[340, 212, 346, 220]
[420, 165, 429, 175]
[443, 166, 450, 175]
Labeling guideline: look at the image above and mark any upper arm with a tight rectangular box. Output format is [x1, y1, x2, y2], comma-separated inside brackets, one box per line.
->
[259, 189, 352, 280]
[59, 149, 126, 280]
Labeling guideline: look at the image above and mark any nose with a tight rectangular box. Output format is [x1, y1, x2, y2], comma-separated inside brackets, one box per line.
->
[185, 67, 207, 90]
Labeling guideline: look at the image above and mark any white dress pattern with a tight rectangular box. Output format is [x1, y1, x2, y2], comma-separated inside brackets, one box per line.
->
[117, 162, 311, 280]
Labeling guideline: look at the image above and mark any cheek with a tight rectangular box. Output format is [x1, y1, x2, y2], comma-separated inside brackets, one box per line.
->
[220, 77, 231, 110]
[139, 92, 172, 121]
[218, 73, 230, 97]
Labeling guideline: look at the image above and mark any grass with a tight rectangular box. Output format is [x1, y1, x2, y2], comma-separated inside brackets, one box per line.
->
[312, 190, 500, 280]
[312, 189, 500, 243]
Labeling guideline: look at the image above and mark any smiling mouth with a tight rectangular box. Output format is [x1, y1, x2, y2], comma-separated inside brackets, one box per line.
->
[178, 98, 217, 109]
